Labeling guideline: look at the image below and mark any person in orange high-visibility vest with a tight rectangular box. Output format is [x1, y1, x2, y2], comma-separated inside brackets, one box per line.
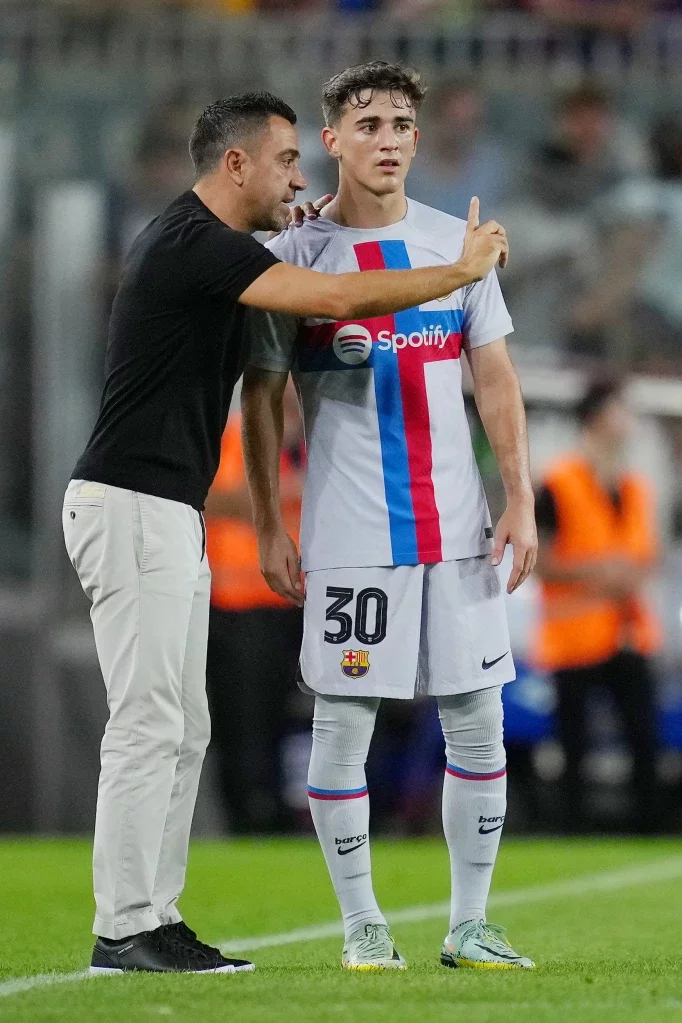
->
[204, 383, 304, 833]
[533, 376, 661, 833]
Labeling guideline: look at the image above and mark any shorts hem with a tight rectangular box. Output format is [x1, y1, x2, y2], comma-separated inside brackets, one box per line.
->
[297, 663, 417, 700]
[424, 670, 516, 697]
[298, 663, 516, 700]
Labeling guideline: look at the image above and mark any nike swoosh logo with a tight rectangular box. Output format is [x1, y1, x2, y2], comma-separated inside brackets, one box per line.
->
[337, 841, 367, 855]
[474, 943, 520, 960]
[478, 824, 504, 835]
[482, 652, 509, 670]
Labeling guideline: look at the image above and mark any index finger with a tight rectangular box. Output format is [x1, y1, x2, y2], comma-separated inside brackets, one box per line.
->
[312, 193, 334, 212]
[507, 547, 525, 594]
[265, 567, 303, 606]
[287, 550, 304, 606]
[466, 196, 480, 234]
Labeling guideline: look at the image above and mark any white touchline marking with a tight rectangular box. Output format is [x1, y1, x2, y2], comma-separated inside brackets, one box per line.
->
[219, 856, 682, 952]
[1, 856, 681, 1000]
[0, 971, 91, 998]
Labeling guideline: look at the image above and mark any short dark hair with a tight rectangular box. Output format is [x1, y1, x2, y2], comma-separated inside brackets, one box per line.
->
[189, 92, 297, 177]
[322, 61, 426, 127]
[576, 375, 624, 427]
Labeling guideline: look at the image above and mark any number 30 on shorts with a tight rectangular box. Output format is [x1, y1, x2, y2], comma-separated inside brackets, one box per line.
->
[324, 587, 388, 646]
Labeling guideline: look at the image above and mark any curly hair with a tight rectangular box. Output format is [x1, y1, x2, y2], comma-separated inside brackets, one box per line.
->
[322, 61, 426, 127]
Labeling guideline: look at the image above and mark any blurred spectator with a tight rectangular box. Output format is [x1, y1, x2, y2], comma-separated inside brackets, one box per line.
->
[204, 0, 258, 11]
[500, 84, 651, 354]
[204, 387, 305, 834]
[533, 377, 662, 833]
[530, 84, 650, 213]
[107, 94, 198, 261]
[570, 116, 682, 370]
[524, 0, 654, 43]
[258, 0, 321, 9]
[389, 0, 475, 21]
[408, 78, 518, 219]
[259, 0, 380, 10]
[336, 0, 381, 8]
[525, 0, 654, 32]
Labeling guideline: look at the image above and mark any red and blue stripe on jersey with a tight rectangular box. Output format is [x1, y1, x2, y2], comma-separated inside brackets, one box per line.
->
[297, 239, 464, 565]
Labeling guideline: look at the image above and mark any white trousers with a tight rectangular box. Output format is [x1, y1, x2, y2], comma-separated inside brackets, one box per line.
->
[63, 480, 211, 939]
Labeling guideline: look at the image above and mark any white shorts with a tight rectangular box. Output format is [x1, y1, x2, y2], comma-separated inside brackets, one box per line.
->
[299, 556, 515, 699]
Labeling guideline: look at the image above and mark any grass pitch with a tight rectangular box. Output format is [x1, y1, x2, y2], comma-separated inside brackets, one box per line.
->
[2, 837, 682, 1022]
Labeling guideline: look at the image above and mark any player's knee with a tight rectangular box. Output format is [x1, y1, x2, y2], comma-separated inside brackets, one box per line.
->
[438, 687, 505, 774]
[311, 695, 378, 767]
[447, 738, 506, 776]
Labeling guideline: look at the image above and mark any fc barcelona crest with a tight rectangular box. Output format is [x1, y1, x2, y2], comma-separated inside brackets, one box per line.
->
[341, 649, 370, 678]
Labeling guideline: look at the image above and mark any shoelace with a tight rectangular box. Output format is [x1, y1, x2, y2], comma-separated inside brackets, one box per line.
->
[154, 924, 219, 965]
[352, 924, 392, 962]
[459, 920, 515, 956]
[174, 923, 223, 961]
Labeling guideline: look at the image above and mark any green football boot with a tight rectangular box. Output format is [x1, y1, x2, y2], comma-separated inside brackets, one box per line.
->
[440, 919, 535, 970]
[342, 923, 407, 971]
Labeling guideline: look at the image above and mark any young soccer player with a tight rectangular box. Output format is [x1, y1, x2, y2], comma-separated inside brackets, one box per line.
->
[242, 63, 537, 971]
[65, 90, 505, 976]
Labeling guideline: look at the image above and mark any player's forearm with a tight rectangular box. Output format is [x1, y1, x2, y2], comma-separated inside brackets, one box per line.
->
[239, 259, 488, 320]
[330, 261, 482, 321]
[473, 355, 533, 504]
[240, 370, 286, 535]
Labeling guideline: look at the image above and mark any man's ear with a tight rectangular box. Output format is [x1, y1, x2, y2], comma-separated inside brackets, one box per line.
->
[413, 126, 419, 157]
[321, 126, 341, 161]
[225, 147, 248, 184]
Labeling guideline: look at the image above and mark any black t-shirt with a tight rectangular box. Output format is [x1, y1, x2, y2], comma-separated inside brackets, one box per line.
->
[73, 190, 279, 510]
[535, 481, 622, 539]
[534, 485, 560, 537]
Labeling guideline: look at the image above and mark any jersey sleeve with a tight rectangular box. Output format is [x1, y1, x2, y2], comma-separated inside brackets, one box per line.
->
[191, 222, 281, 302]
[242, 223, 324, 372]
[461, 268, 514, 350]
[246, 308, 298, 373]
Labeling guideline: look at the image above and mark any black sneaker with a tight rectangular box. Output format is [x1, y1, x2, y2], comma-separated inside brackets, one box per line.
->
[166, 921, 254, 973]
[90, 923, 255, 974]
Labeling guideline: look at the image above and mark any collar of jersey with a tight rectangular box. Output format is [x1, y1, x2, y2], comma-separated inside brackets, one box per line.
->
[299, 197, 413, 237]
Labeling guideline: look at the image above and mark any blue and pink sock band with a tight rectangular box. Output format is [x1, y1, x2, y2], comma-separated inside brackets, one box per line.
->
[307, 784, 369, 801]
[445, 762, 506, 782]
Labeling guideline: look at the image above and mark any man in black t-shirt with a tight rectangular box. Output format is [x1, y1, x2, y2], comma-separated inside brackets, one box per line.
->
[63, 91, 511, 975]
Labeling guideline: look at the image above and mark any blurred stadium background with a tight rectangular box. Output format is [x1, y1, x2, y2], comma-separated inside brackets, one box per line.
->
[1, 0, 682, 843]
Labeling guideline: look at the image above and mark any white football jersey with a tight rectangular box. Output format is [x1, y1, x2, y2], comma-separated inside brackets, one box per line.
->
[248, 198, 513, 572]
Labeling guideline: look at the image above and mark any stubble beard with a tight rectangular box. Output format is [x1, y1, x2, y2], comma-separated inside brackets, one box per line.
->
[252, 201, 290, 234]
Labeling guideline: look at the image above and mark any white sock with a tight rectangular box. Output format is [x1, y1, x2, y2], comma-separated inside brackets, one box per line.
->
[438, 687, 507, 932]
[307, 695, 387, 940]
